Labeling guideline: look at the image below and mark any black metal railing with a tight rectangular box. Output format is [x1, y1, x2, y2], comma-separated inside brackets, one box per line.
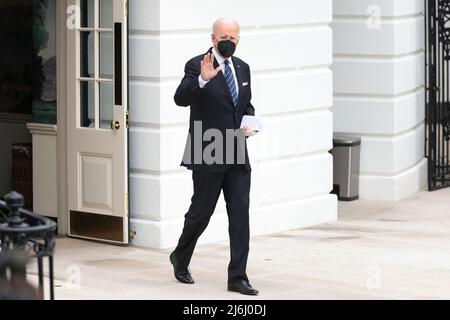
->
[425, 0, 450, 190]
[0, 191, 56, 300]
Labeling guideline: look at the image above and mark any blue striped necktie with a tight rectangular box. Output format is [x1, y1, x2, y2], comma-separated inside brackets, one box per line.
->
[224, 60, 238, 107]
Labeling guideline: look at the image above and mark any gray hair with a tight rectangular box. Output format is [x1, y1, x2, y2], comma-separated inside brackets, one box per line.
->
[212, 17, 240, 35]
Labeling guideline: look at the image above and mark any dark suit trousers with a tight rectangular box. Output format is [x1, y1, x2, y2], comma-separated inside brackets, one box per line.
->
[172, 165, 251, 283]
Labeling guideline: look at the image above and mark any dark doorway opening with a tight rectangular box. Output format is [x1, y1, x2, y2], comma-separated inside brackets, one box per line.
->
[425, 0, 450, 190]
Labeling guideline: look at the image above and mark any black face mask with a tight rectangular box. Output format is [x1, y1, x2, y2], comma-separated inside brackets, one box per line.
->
[217, 40, 236, 58]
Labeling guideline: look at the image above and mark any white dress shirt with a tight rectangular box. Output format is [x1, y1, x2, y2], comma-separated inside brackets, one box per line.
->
[198, 47, 239, 96]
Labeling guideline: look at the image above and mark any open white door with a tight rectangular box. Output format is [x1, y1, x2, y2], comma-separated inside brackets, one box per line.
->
[66, 0, 129, 244]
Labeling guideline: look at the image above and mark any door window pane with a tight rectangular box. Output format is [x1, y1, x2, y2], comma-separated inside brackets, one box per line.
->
[80, 81, 96, 128]
[78, 0, 120, 130]
[80, 31, 95, 78]
[99, 32, 113, 79]
[99, 0, 114, 29]
[80, 0, 95, 28]
[99, 82, 113, 129]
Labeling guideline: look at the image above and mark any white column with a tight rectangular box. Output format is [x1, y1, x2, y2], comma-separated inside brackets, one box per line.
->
[333, 0, 427, 201]
[27, 123, 58, 218]
[129, 0, 337, 248]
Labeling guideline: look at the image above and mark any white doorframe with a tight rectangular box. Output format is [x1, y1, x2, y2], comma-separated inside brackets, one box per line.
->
[57, 0, 69, 235]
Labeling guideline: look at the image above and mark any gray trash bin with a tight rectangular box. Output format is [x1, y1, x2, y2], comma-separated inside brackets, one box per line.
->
[331, 134, 361, 201]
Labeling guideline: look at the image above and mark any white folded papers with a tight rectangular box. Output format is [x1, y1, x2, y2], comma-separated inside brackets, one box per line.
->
[240, 115, 263, 133]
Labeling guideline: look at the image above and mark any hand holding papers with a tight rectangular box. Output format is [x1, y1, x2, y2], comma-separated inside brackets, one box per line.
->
[240, 115, 263, 136]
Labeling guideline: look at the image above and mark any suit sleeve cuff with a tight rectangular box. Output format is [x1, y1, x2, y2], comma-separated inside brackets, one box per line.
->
[198, 75, 209, 88]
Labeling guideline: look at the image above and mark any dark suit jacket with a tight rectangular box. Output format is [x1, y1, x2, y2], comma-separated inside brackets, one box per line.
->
[174, 48, 256, 172]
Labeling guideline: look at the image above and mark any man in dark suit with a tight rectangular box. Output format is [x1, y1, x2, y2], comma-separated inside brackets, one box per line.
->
[170, 18, 259, 295]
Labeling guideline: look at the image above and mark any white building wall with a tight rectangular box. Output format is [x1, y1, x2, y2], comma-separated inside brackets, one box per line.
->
[332, 0, 427, 201]
[128, 0, 337, 248]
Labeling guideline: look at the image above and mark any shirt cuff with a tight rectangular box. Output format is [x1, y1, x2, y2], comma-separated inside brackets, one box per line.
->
[198, 75, 209, 88]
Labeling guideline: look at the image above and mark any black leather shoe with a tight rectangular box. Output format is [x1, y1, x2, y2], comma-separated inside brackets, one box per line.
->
[228, 280, 259, 295]
[170, 252, 194, 284]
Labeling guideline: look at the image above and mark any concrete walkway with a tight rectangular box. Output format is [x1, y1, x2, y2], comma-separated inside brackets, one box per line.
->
[28, 187, 450, 300]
